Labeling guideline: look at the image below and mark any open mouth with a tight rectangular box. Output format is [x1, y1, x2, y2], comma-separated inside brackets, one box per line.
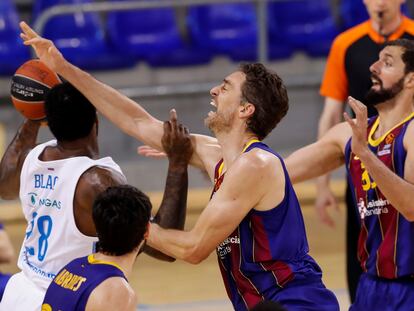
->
[208, 99, 217, 116]
[371, 76, 381, 89]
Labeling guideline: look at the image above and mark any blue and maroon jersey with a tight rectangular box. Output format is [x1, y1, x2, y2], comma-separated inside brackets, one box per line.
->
[345, 112, 414, 279]
[41, 254, 126, 311]
[214, 141, 323, 311]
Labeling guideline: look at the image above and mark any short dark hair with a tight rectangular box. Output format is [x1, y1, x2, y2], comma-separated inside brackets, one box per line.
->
[93, 185, 152, 256]
[385, 39, 414, 74]
[239, 63, 289, 140]
[45, 82, 97, 141]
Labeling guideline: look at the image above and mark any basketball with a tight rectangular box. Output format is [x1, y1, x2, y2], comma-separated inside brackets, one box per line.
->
[10, 59, 61, 120]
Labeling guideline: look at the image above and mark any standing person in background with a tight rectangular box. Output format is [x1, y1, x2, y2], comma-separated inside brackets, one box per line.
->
[317, 0, 414, 302]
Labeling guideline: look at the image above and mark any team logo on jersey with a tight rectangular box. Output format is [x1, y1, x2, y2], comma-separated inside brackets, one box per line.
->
[217, 233, 240, 259]
[27, 192, 38, 208]
[357, 197, 389, 219]
[385, 133, 395, 145]
[26, 192, 62, 210]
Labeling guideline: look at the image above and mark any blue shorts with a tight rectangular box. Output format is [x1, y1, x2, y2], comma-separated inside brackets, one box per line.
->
[350, 273, 414, 311]
[272, 277, 339, 311]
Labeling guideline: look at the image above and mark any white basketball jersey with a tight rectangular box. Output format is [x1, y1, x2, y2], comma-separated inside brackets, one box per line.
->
[18, 140, 124, 290]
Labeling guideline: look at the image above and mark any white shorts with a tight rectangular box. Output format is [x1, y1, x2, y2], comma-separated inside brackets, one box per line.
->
[0, 272, 45, 311]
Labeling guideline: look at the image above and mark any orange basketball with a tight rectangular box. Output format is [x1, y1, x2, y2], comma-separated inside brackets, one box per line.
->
[10, 59, 61, 120]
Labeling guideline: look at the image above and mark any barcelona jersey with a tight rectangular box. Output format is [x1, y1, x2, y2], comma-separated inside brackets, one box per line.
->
[346, 113, 414, 279]
[41, 254, 126, 311]
[213, 141, 337, 311]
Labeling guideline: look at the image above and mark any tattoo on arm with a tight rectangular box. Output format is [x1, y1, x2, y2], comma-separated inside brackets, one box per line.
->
[0, 120, 41, 199]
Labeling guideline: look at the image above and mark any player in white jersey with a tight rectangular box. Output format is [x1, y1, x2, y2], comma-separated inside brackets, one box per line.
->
[0, 82, 192, 310]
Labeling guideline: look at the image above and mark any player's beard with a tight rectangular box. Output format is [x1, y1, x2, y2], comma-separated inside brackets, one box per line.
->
[205, 110, 236, 135]
[365, 75, 405, 107]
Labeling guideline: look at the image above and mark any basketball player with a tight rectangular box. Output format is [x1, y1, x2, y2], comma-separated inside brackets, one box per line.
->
[41, 185, 151, 311]
[0, 82, 191, 310]
[285, 39, 414, 310]
[317, 1, 414, 301]
[20, 22, 339, 310]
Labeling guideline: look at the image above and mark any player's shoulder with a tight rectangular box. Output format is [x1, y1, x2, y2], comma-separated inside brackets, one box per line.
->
[86, 277, 136, 311]
[75, 165, 127, 212]
[331, 21, 371, 51]
[238, 147, 283, 174]
[402, 16, 414, 34]
[78, 165, 126, 193]
[403, 117, 414, 146]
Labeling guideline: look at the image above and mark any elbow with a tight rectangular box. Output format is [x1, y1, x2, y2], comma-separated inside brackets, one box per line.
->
[183, 248, 209, 265]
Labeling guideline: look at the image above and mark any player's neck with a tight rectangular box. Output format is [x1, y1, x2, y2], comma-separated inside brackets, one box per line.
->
[216, 130, 258, 168]
[375, 96, 414, 136]
[93, 251, 137, 278]
[372, 14, 402, 37]
[55, 138, 99, 159]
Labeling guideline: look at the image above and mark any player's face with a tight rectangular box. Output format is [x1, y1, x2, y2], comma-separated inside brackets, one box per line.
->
[366, 45, 406, 105]
[206, 71, 246, 134]
[363, 0, 404, 24]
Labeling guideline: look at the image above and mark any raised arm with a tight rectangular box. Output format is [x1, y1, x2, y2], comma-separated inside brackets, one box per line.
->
[141, 110, 193, 261]
[316, 99, 345, 180]
[0, 119, 41, 200]
[285, 121, 350, 184]
[345, 97, 414, 221]
[147, 151, 282, 264]
[19, 22, 222, 177]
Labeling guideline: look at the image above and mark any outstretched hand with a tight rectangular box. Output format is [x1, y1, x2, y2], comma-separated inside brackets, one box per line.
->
[19, 21, 65, 72]
[162, 109, 193, 165]
[344, 96, 369, 158]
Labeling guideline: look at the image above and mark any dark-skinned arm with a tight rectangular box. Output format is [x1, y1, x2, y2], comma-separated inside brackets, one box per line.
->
[0, 120, 41, 200]
[75, 166, 127, 236]
[141, 110, 193, 261]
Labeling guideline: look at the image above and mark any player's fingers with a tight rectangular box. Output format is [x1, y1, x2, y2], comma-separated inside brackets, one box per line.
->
[20, 33, 29, 41]
[178, 123, 185, 135]
[343, 112, 355, 129]
[163, 120, 172, 135]
[19, 21, 39, 39]
[348, 96, 367, 119]
[22, 37, 40, 46]
[137, 145, 154, 154]
[170, 109, 177, 123]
